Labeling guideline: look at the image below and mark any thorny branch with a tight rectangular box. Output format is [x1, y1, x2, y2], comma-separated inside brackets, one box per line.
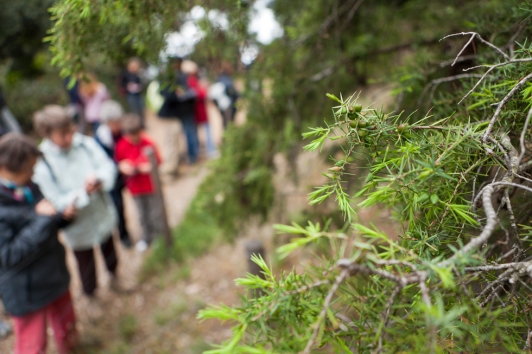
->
[298, 27, 532, 353]
[302, 269, 349, 354]
[441, 32, 510, 65]
[416, 73, 486, 109]
[482, 72, 532, 142]
[458, 58, 532, 104]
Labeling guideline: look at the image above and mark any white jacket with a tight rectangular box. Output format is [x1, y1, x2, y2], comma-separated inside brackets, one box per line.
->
[33, 133, 117, 250]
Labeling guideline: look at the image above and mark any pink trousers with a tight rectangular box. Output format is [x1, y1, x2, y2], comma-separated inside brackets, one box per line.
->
[11, 291, 77, 354]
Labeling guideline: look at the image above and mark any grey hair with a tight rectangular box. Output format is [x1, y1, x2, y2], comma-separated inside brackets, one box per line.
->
[99, 100, 124, 123]
[33, 105, 73, 137]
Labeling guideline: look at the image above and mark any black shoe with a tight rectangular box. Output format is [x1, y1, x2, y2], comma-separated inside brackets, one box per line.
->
[121, 238, 133, 249]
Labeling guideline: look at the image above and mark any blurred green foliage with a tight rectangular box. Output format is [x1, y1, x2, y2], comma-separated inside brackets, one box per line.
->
[0, 64, 67, 131]
[0, 0, 55, 77]
[118, 313, 138, 342]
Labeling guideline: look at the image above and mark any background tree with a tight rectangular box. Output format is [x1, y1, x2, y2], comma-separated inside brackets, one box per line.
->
[0, 0, 67, 130]
[0, 0, 55, 78]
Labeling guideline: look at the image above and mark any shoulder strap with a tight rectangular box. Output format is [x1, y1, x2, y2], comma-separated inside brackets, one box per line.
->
[79, 137, 98, 170]
[78, 136, 93, 158]
[40, 157, 58, 185]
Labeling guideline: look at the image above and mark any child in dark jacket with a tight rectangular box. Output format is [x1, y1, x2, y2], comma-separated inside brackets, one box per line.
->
[115, 115, 162, 252]
[0, 133, 77, 354]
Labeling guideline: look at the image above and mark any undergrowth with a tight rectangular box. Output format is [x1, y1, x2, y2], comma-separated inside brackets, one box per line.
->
[141, 195, 221, 278]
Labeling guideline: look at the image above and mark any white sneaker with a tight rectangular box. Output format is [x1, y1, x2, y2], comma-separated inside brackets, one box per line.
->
[135, 240, 148, 253]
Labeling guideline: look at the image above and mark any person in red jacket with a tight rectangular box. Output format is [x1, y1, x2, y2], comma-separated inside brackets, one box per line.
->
[183, 60, 216, 158]
[114, 114, 162, 252]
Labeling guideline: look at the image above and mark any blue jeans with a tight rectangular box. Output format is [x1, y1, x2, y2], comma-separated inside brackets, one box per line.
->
[127, 94, 145, 126]
[202, 122, 216, 157]
[181, 115, 199, 164]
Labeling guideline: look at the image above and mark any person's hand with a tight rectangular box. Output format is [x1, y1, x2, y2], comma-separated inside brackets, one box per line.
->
[175, 87, 185, 96]
[85, 175, 102, 194]
[137, 162, 152, 174]
[119, 161, 137, 176]
[127, 82, 141, 94]
[62, 204, 78, 220]
[35, 200, 57, 216]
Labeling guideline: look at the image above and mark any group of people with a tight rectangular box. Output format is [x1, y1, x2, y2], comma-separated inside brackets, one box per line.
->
[66, 57, 239, 177]
[0, 56, 239, 354]
[0, 103, 162, 353]
[64, 58, 145, 134]
[157, 57, 238, 174]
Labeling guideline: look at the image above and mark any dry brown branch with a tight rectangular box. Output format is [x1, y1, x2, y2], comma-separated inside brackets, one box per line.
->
[441, 32, 510, 65]
[518, 107, 532, 166]
[302, 269, 349, 354]
[417, 73, 486, 109]
[459, 58, 532, 104]
[482, 72, 532, 142]
[440, 186, 496, 267]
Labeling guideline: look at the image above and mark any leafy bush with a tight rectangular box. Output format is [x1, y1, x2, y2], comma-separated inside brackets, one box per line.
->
[1, 66, 67, 131]
[197, 9, 532, 353]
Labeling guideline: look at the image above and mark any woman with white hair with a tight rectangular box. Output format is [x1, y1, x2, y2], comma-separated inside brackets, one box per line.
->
[95, 100, 132, 248]
[32, 105, 124, 313]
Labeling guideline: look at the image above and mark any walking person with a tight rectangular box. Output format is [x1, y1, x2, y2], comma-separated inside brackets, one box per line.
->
[32, 105, 125, 315]
[159, 57, 199, 165]
[182, 60, 216, 158]
[95, 100, 133, 248]
[0, 133, 78, 354]
[78, 73, 110, 134]
[120, 58, 146, 126]
[210, 61, 239, 128]
[115, 115, 163, 252]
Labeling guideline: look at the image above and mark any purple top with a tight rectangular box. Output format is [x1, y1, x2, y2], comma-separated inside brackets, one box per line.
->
[81, 84, 110, 123]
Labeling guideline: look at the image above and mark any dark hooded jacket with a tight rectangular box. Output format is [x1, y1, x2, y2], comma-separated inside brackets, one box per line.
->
[0, 183, 70, 317]
[158, 71, 196, 119]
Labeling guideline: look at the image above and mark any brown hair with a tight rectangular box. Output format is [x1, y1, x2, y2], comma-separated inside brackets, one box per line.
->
[127, 57, 142, 66]
[78, 72, 101, 98]
[121, 114, 142, 135]
[220, 61, 234, 76]
[0, 133, 42, 172]
[33, 105, 73, 137]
